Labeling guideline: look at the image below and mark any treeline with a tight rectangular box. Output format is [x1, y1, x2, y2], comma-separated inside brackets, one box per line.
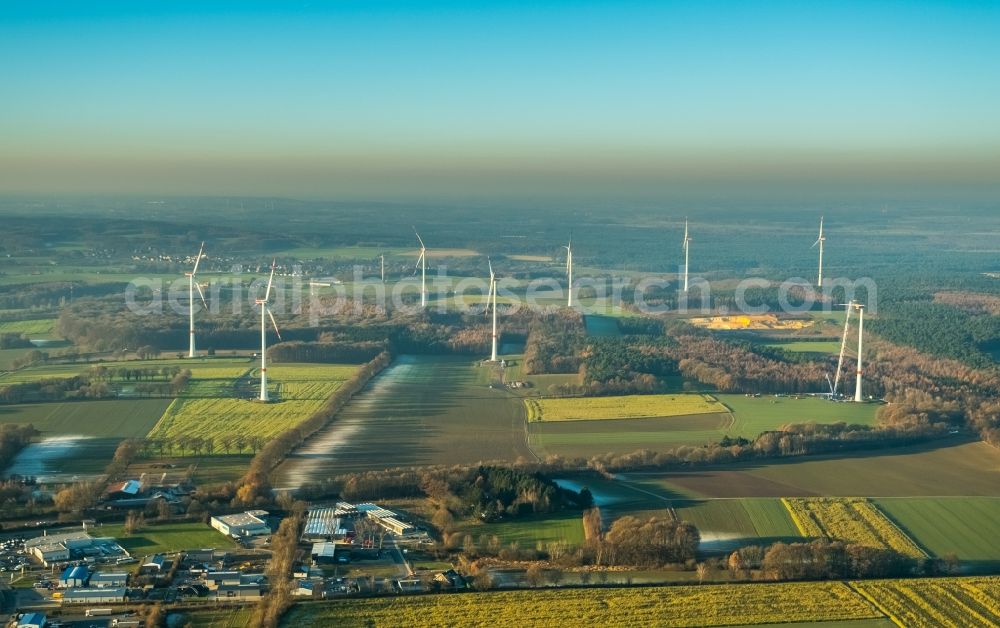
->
[460, 466, 579, 521]
[577, 337, 678, 395]
[733, 539, 950, 581]
[267, 340, 386, 364]
[0, 424, 38, 469]
[591, 514, 699, 567]
[523, 311, 584, 374]
[234, 350, 393, 506]
[581, 421, 948, 473]
[668, 332, 828, 394]
[0, 369, 190, 404]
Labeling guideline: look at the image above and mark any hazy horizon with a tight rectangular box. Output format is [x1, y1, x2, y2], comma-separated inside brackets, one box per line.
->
[3, 1, 999, 202]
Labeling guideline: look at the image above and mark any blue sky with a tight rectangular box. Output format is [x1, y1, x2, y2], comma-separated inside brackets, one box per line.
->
[1, 1, 998, 200]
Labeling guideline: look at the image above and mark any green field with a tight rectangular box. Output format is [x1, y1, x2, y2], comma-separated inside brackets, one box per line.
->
[274, 355, 533, 488]
[0, 318, 57, 335]
[455, 512, 586, 548]
[147, 363, 357, 447]
[527, 394, 877, 459]
[674, 498, 802, 551]
[0, 348, 33, 370]
[716, 394, 879, 430]
[95, 521, 237, 556]
[180, 608, 254, 628]
[0, 398, 172, 437]
[874, 497, 1000, 570]
[626, 441, 1000, 499]
[281, 581, 883, 627]
[527, 394, 725, 422]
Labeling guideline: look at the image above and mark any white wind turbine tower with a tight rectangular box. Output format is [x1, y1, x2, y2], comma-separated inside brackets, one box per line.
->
[487, 258, 498, 361]
[682, 219, 692, 292]
[832, 300, 854, 397]
[413, 228, 427, 307]
[812, 216, 825, 288]
[564, 240, 573, 307]
[256, 260, 282, 402]
[185, 242, 207, 358]
[853, 302, 866, 402]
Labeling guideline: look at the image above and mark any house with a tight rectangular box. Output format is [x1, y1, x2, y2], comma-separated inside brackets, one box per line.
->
[394, 577, 423, 594]
[214, 583, 262, 601]
[59, 564, 90, 588]
[89, 572, 129, 588]
[105, 479, 143, 500]
[61, 587, 127, 604]
[17, 613, 47, 628]
[142, 554, 166, 572]
[211, 510, 271, 537]
[433, 569, 467, 590]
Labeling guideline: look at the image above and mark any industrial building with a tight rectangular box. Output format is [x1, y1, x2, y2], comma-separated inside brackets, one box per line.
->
[59, 564, 89, 588]
[214, 583, 262, 600]
[17, 613, 47, 628]
[210, 510, 271, 537]
[89, 572, 129, 588]
[25, 532, 128, 567]
[61, 587, 127, 604]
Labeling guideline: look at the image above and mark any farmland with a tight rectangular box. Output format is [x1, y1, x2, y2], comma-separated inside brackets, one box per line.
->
[874, 497, 1000, 569]
[455, 512, 586, 548]
[673, 498, 801, 551]
[0, 318, 57, 335]
[761, 340, 842, 355]
[0, 356, 252, 385]
[280, 581, 881, 627]
[852, 577, 1000, 627]
[97, 521, 237, 556]
[526, 394, 725, 422]
[147, 363, 358, 447]
[274, 355, 533, 488]
[782, 498, 925, 557]
[526, 394, 877, 459]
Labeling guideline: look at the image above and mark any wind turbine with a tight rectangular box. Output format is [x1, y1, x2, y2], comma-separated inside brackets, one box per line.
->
[564, 240, 573, 307]
[380, 254, 385, 283]
[255, 260, 282, 402]
[682, 218, 692, 292]
[832, 300, 854, 397]
[413, 228, 427, 307]
[185, 242, 207, 358]
[487, 258, 498, 361]
[812, 216, 825, 288]
[853, 303, 866, 402]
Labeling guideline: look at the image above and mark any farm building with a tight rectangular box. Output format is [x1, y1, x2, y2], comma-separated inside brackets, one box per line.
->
[434, 569, 468, 590]
[16, 613, 47, 628]
[302, 507, 352, 542]
[89, 572, 129, 588]
[142, 554, 166, 572]
[293, 578, 323, 597]
[211, 510, 271, 537]
[59, 565, 90, 588]
[105, 479, 142, 500]
[214, 583, 262, 600]
[61, 587, 127, 604]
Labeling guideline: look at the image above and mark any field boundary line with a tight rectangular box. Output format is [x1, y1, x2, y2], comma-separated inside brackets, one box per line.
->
[870, 500, 932, 559]
[781, 497, 810, 537]
[846, 582, 904, 628]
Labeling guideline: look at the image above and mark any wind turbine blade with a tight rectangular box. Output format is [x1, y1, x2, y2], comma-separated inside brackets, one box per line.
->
[414, 250, 424, 272]
[412, 226, 425, 250]
[264, 259, 276, 301]
[191, 242, 205, 275]
[812, 238, 820, 248]
[194, 281, 208, 308]
[267, 307, 282, 341]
